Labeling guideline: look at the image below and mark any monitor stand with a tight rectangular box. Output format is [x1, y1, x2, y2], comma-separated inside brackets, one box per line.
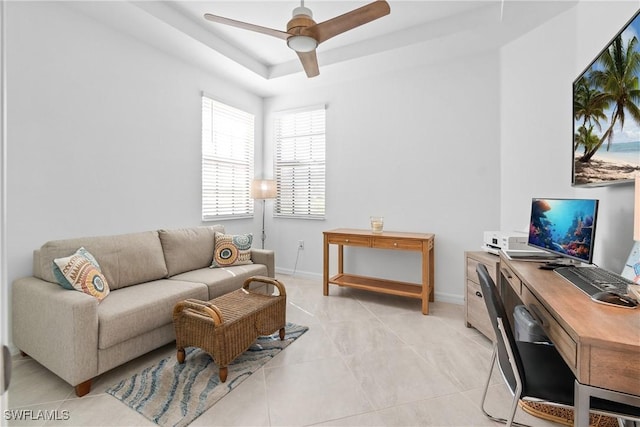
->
[543, 259, 580, 268]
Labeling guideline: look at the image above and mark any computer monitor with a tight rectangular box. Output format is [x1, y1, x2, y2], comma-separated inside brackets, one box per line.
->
[528, 198, 599, 264]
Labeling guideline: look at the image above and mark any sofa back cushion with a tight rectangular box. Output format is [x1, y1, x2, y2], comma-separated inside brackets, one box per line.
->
[158, 225, 224, 276]
[35, 231, 168, 290]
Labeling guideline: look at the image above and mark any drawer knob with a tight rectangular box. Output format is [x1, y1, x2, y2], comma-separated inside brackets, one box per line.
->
[475, 291, 483, 298]
[345, 239, 350, 243]
[394, 242, 398, 247]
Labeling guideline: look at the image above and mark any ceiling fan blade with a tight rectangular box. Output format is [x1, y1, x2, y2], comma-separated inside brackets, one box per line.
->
[204, 13, 291, 40]
[297, 50, 320, 78]
[304, 0, 390, 44]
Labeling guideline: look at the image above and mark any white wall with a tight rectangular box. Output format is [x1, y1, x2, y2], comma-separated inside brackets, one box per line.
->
[8, 0, 635, 335]
[264, 52, 502, 303]
[6, 2, 263, 286]
[500, 1, 639, 272]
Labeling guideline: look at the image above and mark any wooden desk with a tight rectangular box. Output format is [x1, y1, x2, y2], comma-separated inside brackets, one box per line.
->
[499, 254, 640, 426]
[323, 228, 435, 314]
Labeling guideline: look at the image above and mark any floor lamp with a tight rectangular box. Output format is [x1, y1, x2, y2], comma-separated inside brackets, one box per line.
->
[251, 179, 277, 249]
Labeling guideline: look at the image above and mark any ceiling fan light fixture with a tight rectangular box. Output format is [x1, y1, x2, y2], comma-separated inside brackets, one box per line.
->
[286, 35, 317, 53]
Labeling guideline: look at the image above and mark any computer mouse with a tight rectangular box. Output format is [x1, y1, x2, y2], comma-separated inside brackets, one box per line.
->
[591, 291, 638, 308]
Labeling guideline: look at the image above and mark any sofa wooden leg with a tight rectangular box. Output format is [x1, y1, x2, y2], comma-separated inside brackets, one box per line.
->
[20, 351, 28, 358]
[219, 366, 228, 383]
[75, 379, 92, 397]
[177, 348, 185, 363]
[279, 327, 285, 341]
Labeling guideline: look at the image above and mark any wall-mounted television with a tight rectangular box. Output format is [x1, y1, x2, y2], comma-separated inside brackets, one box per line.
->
[572, 9, 640, 187]
[528, 198, 599, 264]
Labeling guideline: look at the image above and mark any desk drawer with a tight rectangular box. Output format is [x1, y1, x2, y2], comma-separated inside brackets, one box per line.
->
[590, 346, 640, 395]
[500, 264, 521, 296]
[466, 279, 496, 340]
[521, 286, 577, 370]
[467, 257, 497, 284]
[372, 237, 422, 251]
[327, 235, 370, 247]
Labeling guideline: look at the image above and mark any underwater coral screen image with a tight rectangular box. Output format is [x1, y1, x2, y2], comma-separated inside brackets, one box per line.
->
[528, 198, 599, 263]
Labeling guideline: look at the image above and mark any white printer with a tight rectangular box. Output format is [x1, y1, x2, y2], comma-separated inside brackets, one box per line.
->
[482, 231, 529, 254]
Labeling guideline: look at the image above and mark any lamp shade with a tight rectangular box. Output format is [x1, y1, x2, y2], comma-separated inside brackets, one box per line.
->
[251, 179, 277, 200]
[635, 174, 640, 241]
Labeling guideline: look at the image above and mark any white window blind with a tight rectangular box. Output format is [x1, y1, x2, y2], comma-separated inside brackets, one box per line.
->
[274, 105, 326, 219]
[202, 95, 254, 220]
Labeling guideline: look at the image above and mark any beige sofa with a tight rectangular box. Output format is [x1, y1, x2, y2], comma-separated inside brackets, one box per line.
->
[11, 225, 274, 397]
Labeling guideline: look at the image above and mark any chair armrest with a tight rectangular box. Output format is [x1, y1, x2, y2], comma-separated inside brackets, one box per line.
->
[250, 249, 275, 277]
[11, 277, 99, 387]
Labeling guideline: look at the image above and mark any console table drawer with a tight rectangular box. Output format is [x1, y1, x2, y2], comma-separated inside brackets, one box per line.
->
[521, 285, 577, 370]
[372, 237, 423, 251]
[327, 235, 370, 247]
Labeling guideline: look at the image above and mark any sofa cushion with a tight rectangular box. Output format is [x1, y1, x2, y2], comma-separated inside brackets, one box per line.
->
[53, 247, 110, 301]
[97, 279, 208, 349]
[158, 225, 224, 277]
[211, 232, 253, 268]
[38, 231, 168, 290]
[171, 264, 268, 299]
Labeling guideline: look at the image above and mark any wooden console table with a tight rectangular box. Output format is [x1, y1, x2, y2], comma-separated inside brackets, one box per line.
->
[322, 228, 435, 314]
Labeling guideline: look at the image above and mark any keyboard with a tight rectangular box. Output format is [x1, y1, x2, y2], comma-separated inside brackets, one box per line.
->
[554, 266, 633, 296]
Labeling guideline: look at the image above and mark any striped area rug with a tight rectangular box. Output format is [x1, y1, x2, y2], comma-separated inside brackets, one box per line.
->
[107, 323, 308, 427]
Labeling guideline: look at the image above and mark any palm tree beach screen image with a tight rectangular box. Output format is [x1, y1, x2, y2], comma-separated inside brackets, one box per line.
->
[573, 8, 640, 187]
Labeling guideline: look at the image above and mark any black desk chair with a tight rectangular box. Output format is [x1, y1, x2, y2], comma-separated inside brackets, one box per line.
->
[475, 263, 640, 427]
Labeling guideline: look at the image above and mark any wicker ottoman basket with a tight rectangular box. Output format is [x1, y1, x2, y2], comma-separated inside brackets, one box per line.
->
[172, 276, 286, 382]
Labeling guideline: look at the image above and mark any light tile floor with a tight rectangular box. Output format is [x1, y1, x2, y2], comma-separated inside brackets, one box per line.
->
[5, 274, 561, 426]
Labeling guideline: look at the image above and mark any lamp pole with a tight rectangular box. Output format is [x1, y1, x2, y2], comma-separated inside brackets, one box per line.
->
[260, 199, 267, 249]
[251, 179, 276, 250]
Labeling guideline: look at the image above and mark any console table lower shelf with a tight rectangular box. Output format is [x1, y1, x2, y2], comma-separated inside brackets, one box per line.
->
[328, 273, 423, 299]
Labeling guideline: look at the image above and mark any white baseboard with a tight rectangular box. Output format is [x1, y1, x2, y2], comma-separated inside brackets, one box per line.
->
[435, 293, 464, 305]
[275, 267, 322, 281]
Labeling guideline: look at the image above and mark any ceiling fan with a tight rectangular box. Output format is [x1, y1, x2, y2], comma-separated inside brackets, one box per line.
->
[204, 1, 391, 78]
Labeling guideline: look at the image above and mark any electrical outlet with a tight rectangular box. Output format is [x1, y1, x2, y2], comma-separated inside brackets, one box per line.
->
[298, 240, 304, 250]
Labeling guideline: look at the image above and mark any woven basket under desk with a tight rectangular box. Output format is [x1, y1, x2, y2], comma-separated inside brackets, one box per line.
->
[172, 276, 286, 382]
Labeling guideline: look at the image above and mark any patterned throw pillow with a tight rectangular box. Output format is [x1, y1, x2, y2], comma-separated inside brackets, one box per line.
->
[211, 232, 253, 268]
[52, 247, 100, 290]
[53, 247, 110, 301]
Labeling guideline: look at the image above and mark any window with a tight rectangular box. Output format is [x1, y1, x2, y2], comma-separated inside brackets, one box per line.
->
[201, 95, 254, 220]
[274, 105, 326, 219]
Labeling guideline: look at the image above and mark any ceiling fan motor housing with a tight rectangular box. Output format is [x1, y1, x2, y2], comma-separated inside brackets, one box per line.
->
[287, 7, 316, 35]
[286, 5, 318, 52]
